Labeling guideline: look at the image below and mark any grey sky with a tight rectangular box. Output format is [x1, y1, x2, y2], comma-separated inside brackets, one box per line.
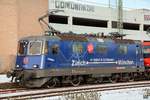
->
[86, 0, 150, 9]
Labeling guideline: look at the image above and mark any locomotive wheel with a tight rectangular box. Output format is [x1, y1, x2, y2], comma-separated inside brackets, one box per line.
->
[96, 77, 103, 84]
[70, 76, 81, 86]
[128, 77, 134, 82]
[109, 76, 118, 83]
[128, 73, 136, 82]
[46, 78, 57, 88]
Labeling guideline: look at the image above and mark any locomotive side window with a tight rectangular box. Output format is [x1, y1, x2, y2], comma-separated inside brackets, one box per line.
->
[18, 42, 24, 55]
[51, 44, 59, 54]
[18, 41, 28, 55]
[28, 41, 42, 55]
[72, 43, 83, 54]
[96, 43, 107, 54]
[118, 45, 128, 55]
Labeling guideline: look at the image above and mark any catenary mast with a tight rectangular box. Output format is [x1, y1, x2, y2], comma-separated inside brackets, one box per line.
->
[117, 0, 123, 34]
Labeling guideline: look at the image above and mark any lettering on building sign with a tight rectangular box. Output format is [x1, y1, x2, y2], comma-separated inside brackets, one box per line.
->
[144, 15, 150, 21]
[54, 0, 94, 12]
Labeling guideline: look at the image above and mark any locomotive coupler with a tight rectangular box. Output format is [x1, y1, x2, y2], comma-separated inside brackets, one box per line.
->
[7, 70, 15, 82]
[7, 69, 23, 82]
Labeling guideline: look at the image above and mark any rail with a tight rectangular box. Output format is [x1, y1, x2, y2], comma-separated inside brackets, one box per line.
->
[1, 81, 150, 99]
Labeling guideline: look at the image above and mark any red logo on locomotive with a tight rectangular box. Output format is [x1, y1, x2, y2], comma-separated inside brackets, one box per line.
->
[87, 43, 94, 54]
[23, 57, 29, 64]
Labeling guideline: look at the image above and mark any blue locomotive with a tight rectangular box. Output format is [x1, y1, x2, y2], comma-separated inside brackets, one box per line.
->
[7, 33, 145, 88]
[7, 10, 146, 88]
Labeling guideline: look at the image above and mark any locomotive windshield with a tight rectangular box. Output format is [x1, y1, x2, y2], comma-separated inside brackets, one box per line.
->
[143, 46, 150, 58]
[28, 41, 43, 55]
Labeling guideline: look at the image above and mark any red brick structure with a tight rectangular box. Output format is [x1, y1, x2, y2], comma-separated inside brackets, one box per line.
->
[0, 0, 48, 73]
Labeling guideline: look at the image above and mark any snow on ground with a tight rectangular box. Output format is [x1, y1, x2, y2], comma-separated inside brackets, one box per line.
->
[34, 87, 150, 100]
[100, 87, 150, 100]
[0, 74, 11, 83]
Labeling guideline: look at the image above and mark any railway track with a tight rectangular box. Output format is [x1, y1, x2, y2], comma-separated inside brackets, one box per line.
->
[0, 82, 27, 96]
[1, 81, 150, 99]
[0, 82, 23, 89]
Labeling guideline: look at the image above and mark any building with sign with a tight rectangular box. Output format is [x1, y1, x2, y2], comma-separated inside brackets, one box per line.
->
[0, 0, 150, 73]
[48, 0, 150, 40]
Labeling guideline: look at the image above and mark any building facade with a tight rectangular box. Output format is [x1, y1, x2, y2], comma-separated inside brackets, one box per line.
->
[0, 0, 150, 73]
[48, 0, 150, 40]
[0, 0, 48, 73]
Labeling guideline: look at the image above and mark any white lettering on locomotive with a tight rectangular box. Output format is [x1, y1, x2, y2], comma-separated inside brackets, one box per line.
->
[117, 60, 134, 65]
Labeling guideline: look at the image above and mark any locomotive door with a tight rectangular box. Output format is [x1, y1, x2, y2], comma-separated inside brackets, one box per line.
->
[46, 40, 60, 68]
[136, 45, 142, 69]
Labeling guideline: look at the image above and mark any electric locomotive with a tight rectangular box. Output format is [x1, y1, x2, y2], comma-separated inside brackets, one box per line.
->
[7, 32, 145, 88]
[7, 10, 145, 88]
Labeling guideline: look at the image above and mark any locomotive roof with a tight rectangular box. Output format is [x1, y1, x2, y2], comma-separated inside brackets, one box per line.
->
[57, 33, 138, 44]
[20, 34, 140, 44]
[20, 35, 61, 41]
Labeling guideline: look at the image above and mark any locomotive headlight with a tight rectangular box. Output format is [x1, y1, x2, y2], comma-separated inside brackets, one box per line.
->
[16, 65, 20, 68]
[33, 64, 39, 68]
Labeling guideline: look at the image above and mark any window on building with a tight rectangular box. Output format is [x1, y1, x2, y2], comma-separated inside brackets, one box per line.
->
[51, 44, 59, 54]
[118, 45, 128, 55]
[72, 43, 83, 54]
[112, 21, 140, 30]
[73, 17, 108, 28]
[49, 15, 68, 24]
[123, 23, 139, 30]
[144, 24, 150, 31]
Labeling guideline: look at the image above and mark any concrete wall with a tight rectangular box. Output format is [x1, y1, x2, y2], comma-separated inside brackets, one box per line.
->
[48, 0, 150, 41]
[0, 0, 48, 73]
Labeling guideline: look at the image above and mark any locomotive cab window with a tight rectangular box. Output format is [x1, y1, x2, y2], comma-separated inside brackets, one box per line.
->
[28, 41, 42, 55]
[51, 44, 59, 54]
[118, 45, 128, 55]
